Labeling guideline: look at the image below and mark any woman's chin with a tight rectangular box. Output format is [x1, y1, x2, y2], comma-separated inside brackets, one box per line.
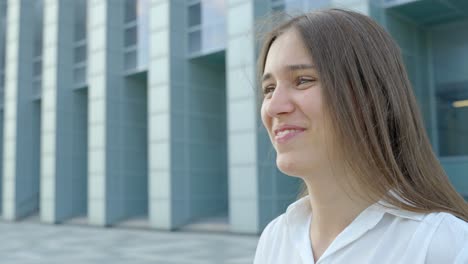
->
[276, 154, 307, 177]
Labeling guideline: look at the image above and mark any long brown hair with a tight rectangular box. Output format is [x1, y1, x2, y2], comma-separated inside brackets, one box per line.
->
[257, 9, 468, 221]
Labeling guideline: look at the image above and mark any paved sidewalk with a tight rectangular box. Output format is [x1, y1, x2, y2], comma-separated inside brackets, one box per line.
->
[0, 220, 259, 264]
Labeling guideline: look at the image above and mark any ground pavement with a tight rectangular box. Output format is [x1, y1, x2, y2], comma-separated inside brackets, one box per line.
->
[0, 219, 259, 264]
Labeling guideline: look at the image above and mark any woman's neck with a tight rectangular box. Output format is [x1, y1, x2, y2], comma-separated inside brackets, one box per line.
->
[303, 170, 374, 261]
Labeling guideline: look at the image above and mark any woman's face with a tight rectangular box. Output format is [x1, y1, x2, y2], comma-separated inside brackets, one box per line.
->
[261, 29, 335, 177]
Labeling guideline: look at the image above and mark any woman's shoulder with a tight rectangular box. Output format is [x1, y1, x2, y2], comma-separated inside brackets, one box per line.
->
[424, 212, 468, 264]
[258, 213, 287, 241]
[253, 214, 287, 264]
[254, 197, 312, 264]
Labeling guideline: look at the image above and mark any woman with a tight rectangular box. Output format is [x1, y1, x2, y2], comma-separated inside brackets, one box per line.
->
[254, 9, 468, 264]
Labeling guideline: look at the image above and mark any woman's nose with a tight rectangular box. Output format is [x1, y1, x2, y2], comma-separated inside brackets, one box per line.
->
[266, 85, 295, 117]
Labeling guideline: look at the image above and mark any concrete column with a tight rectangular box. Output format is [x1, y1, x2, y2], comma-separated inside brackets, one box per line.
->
[226, 0, 269, 234]
[227, 0, 334, 234]
[88, 0, 147, 226]
[148, 0, 190, 230]
[40, 0, 78, 223]
[2, 0, 39, 220]
[87, 0, 125, 226]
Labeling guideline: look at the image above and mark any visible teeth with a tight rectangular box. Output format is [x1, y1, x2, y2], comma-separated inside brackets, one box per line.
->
[277, 129, 298, 137]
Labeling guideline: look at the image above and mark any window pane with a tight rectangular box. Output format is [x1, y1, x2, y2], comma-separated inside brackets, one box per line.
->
[74, 66, 86, 84]
[0, 71, 4, 86]
[124, 50, 137, 71]
[437, 82, 468, 156]
[202, 0, 225, 26]
[74, 45, 86, 64]
[125, 0, 137, 23]
[187, 0, 226, 54]
[74, 0, 87, 41]
[125, 26, 138, 47]
[33, 79, 41, 98]
[188, 3, 201, 27]
[137, 0, 149, 69]
[33, 59, 42, 77]
[189, 30, 201, 53]
[202, 24, 224, 52]
[431, 24, 468, 157]
[272, 4, 285, 12]
[34, 0, 43, 57]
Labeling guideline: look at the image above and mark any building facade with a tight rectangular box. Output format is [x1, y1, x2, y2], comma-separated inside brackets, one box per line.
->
[0, 0, 466, 235]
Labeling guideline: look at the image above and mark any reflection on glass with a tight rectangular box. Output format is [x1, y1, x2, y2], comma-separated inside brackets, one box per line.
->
[33, 0, 43, 97]
[0, 0, 6, 106]
[431, 23, 468, 157]
[74, 0, 87, 86]
[74, 44, 86, 64]
[271, 0, 330, 13]
[125, 26, 138, 47]
[124, 0, 149, 72]
[34, 0, 43, 58]
[189, 3, 201, 27]
[189, 30, 201, 53]
[125, 0, 137, 23]
[74, 0, 87, 41]
[437, 81, 468, 156]
[124, 50, 137, 70]
[32, 79, 41, 99]
[187, 0, 226, 55]
[73, 66, 86, 84]
[33, 59, 42, 77]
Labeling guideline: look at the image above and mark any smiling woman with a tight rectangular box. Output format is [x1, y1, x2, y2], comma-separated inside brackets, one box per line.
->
[254, 9, 468, 264]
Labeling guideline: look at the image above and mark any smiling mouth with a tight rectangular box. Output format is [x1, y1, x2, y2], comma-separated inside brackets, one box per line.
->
[274, 129, 305, 143]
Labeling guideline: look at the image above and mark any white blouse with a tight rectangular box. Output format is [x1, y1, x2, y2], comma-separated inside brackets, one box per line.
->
[254, 195, 468, 264]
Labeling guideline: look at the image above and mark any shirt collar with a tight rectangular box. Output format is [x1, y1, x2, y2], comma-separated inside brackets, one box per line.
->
[285, 196, 315, 263]
[375, 199, 426, 221]
[285, 193, 425, 227]
[283, 194, 425, 262]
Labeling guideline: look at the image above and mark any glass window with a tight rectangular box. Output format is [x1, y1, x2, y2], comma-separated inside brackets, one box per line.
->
[124, 50, 137, 71]
[33, 59, 42, 78]
[272, 4, 284, 12]
[74, 44, 86, 64]
[273, 0, 330, 13]
[125, 0, 137, 23]
[431, 23, 468, 157]
[437, 82, 468, 156]
[0, 0, 6, 81]
[187, 0, 226, 55]
[74, 65, 86, 84]
[189, 3, 202, 27]
[202, 24, 224, 52]
[0, 2, 6, 103]
[74, 0, 87, 41]
[125, 26, 138, 47]
[123, 0, 149, 71]
[32, 78, 41, 98]
[137, 0, 149, 69]
[73, 0, 87, 84]
[0, 72, 4, 86]
[189, 30, 201, 53]
[34, 0, 43, 58]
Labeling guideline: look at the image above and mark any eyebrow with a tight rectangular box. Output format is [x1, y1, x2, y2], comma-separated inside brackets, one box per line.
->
[262, 64, 316, 82]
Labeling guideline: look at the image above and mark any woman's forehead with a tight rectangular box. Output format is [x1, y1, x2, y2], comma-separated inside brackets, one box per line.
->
[263, 30, 315, 74]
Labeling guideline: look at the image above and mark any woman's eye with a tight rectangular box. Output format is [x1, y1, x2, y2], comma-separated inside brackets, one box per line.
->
[263, 86, 275, 97]
[296, 77, 315, 86]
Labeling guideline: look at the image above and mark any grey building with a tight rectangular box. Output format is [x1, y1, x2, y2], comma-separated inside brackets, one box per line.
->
[0, 0, 466, 235]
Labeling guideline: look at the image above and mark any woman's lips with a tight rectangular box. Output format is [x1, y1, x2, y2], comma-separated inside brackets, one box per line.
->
[274, 129, 305, 143]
